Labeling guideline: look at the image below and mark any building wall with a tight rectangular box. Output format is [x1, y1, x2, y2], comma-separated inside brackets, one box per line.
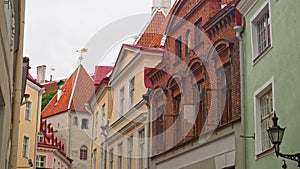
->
[46, 111, 92, 169]
[69, 111, 92, 169]
[0, 0, 26, 168]
[37, 148, 71, 169]
[238, 0, 300, 168]
[17, 80, 41, 167]
[152, 123, 242, 169]
[149, 0, 242, 168]
[92, 84, 112, 169]
[106, 47, 163, 169]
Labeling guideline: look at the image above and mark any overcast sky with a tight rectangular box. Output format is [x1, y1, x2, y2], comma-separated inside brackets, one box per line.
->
[24, 0, 175, 80]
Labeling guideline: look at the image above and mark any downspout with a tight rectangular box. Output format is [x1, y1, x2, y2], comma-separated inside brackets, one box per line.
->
[84, 103, 94, 169]
[142, 88, 152, 169]
[33, 88, 45, 169]
[234, 18, 245, 169]
[9, 39, 23, 169]
[68, 110, 72, 157]
[8, 0, 23, 167]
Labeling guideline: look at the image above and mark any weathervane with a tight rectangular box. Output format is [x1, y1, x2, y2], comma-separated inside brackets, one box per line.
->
[50, 67, 55, 82]
[76, 48, 88, 64]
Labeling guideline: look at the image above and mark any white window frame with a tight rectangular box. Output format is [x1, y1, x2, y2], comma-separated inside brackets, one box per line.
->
[95, 111, 98, 139]
[138, 128, 145, 169]
[117, 142, 123, 169]
[119, 86, 125, 115]
[127, 135, 133, 169]
[129, 77, 135, 108]
[109, 148, 114, 169]
[254, 77, 275, 156]
[36, 154, 47, 168]
[37, 132, 44, 143]
[81, 118, 89, 129]
[25, 101, 32, 121]
[53, 158, 56, 169]
[250, 0, 272, 63]
[93, 148, 97, 169]
[57, 161, 61, 169]
[22, 136, 30, 158]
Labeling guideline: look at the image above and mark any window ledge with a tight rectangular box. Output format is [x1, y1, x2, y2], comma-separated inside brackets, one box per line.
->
[252, 45, 273, 66]
[255, 147, 274, 160]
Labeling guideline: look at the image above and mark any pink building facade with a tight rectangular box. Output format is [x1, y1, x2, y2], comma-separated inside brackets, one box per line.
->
[36, 120, 72, 169]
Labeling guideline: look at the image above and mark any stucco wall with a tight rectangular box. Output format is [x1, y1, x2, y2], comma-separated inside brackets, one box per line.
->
[240, 0, 300, 168]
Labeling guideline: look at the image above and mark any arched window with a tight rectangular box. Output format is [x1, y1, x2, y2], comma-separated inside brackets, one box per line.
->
[185, 30, 191, 55]
[81, 118, 89, 129]
[80, 146, 88, 160]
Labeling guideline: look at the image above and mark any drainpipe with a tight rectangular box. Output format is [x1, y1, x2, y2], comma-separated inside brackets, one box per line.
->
[142, 88, 152, 169]
[33, 88, 45, 169]
[84, 103, 94, 169]
[234, 19, 245, 169]
[9, 45, 24, 169]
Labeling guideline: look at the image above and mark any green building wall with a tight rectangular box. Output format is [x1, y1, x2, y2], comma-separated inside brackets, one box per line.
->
[240, 0, 300, 168]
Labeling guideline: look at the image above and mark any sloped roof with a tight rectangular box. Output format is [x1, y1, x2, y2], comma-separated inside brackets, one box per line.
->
[151, 0, 180, 47]
[94, 66, 114, 85]
[27, 73, 42, 88]
[42, 65, 95, 118]
[135, 9, 167, 47]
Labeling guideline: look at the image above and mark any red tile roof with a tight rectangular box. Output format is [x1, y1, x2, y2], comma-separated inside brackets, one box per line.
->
[94, 66, 114, 85]
[147, 1, 180, 47]
[42, 65, 95, 118]
[136, 10, 167, 47]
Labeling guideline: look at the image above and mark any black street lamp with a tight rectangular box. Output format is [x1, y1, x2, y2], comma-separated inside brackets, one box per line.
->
[267, 112, 300, 167]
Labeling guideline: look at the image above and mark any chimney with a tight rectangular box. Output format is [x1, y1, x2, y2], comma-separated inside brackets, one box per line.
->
[37, 65, 46, 83]
[152, 0, 171, 14]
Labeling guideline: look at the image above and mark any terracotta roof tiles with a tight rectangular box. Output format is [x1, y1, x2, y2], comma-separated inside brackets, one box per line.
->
[42, 65, 95, 118]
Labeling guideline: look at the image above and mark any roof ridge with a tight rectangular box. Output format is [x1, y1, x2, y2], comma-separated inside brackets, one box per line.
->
[133, 8, 164, 45]
[67, 65, 81, 110]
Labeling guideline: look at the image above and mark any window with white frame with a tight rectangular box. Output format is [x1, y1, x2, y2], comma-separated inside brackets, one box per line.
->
[25, 101, 32, 121]
[101, 104, 105, 123]
[129, 77, 135, 108]
[119, 86, 125, 115]
[37, 132, 44, 143]
[127, 135, 133, 169]
[95, 112, 98, 139]
[251, 1, 272, 61]
[109, 148, 114, 169]
[138, 129, 145, 169]
[22, 136, 30, 158]
[117, 143, 123, 169]
[53, 158, 56, 169]
[57, 161, 61, 169]
[81, 118, 88, 129]
[93, 149, 97, 169]
[254, 79, 274, 155]
[36, 155, 46, 168]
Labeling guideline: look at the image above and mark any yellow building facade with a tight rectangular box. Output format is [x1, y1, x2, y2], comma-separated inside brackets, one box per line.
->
[104, 44, 164, 169]
[17, 78, 43, 168]
[90, 75, 113, 169]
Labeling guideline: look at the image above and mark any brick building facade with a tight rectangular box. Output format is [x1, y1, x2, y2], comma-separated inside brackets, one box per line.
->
[148, 0, 243, 168]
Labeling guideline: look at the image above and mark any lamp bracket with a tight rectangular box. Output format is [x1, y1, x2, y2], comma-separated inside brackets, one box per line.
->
[278, 152, 300, 167]
[240, 134, 255, 139]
